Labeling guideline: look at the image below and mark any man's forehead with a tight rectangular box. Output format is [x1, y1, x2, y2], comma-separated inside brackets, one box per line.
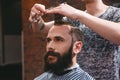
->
[49, 25, 71, 33]
[47, 25, 72, 38]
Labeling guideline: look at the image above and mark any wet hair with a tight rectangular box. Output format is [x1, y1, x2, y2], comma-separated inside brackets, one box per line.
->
[54, 14, 83, 42]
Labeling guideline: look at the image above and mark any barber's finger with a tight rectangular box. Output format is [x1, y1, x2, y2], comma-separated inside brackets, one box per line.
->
[29, 9, 36, 22]
[34, 3, 46, 13]
[46, 3, 68, 14]
[31, 4, 45, 15]
[29, 9, 43, 22]
[29, 16, 33, 22]
[46, 6, 61, 14]
[29, 12, 37, 22]
[30, 7, 38, 17]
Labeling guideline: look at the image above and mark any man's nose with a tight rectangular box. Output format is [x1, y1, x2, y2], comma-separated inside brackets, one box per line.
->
[47, 41, 55, 51]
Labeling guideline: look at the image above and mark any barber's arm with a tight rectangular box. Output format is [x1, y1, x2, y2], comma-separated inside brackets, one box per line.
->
[46, 3, 120, 45]
[29, 3, 54, 32]
[78, 13, 120, 45]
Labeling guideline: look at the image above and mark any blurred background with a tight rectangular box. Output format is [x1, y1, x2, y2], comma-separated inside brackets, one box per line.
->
[0, 0, 22, 80]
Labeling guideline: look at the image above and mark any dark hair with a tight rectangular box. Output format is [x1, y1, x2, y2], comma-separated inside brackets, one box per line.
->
[54, 14, 74, 26]
[54, 14, 83, 42]
[70, 27, 83, 42]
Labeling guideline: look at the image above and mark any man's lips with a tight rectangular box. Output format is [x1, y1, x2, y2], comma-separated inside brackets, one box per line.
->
[47, 55, 58, 64]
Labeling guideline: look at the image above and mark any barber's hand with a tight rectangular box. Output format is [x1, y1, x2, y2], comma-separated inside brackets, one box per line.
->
[46, 3, 81, 20]
[29, 3, 46, 23]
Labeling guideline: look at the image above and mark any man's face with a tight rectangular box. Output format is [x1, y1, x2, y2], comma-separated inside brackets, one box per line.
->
[44, 25, 73, 73]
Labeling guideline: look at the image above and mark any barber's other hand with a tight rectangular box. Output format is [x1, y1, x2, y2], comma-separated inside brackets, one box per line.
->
[46, 3, 81, 20]
[29, 3, 46, 22]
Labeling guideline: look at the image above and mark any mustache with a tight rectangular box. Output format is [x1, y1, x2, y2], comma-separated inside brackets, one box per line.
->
[45, 51, 60, 57]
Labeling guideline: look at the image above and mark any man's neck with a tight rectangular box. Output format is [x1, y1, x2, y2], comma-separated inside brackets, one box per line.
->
[65, 63, 79, 71]
[85, 1, 109, 17]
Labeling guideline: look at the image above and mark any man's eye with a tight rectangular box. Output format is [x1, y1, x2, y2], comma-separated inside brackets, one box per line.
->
[56, 38, 64, 41]
[46, 38, 51, 43]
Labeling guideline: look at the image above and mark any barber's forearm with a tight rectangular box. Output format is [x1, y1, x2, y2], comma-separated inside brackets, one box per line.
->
[31, 20, 54, 33]
[44, 21, 54, 30]
[76, 11, 120, 44]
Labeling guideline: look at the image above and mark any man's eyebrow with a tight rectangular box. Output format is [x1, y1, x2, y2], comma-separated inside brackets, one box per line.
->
[54, 36, 65, 40]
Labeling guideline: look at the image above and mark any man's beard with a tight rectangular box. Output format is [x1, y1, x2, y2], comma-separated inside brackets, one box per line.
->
[44, 46, 73, 74]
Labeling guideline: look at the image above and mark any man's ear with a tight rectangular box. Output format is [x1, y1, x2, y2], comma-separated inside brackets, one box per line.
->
[73, 41, 82, 55]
